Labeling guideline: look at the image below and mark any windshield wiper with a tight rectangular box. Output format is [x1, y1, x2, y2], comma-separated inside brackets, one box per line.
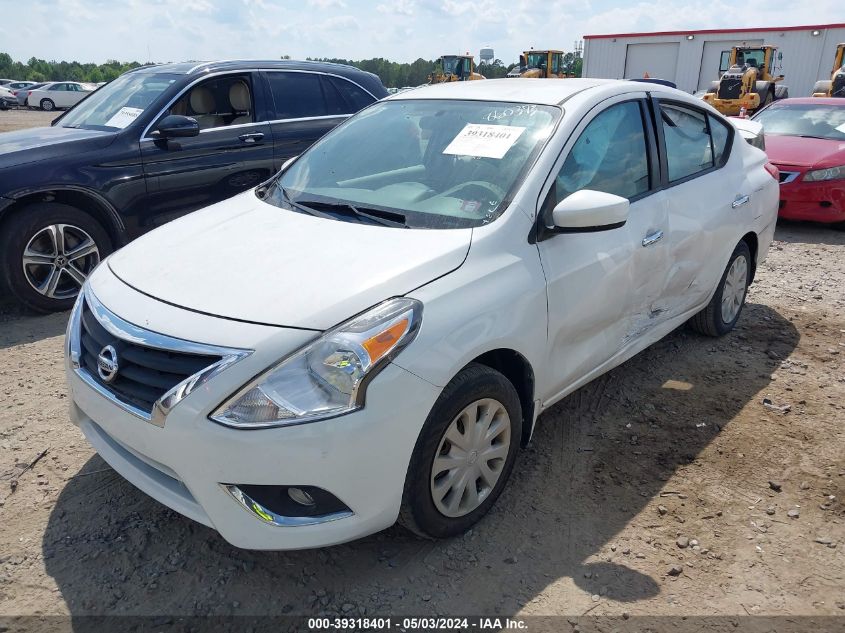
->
[294, 198, 409, 228]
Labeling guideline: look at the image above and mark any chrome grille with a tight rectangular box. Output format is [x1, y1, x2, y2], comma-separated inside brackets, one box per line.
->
[79, 298, 222, 413]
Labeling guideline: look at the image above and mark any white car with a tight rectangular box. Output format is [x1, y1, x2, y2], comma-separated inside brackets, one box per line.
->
[26, 81, 92, 111]
[65, 79, 779, 550]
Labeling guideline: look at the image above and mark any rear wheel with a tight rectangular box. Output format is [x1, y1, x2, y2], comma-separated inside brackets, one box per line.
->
[689, 241, 751, 337]
[40, 98, 55, 111]
[0, 203, 112, 312]
[399, 363, 522, 538]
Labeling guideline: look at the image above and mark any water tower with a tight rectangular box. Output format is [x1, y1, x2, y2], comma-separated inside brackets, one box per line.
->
[480, 47, 494, 64]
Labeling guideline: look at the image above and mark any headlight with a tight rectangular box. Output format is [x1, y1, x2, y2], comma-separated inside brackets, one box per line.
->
[803, 165, 845, 182]
[211, 298, 422, 429]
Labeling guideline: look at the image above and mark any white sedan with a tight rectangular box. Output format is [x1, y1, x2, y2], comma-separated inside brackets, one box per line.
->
[26, 81, 92, 111]
[65, 79, 779, 549]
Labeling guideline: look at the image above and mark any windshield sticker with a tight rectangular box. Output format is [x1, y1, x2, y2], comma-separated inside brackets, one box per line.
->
[443, 123, 526, 159]
[105, 106, 144, 129]
[836, 122, 845, 134]
[486, 104, 537, 121]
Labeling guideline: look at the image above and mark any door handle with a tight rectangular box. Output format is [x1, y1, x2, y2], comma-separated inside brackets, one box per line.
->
[238, 132, 265, 144]
[642, 230, 664, 247]
[732, 194, 750, 208]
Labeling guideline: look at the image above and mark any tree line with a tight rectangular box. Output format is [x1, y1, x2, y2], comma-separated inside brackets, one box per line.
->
[0, 52, 580, 88]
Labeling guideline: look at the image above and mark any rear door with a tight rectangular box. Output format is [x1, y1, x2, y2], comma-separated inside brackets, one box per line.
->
[262, 70, 376, 170]
[653, 99, 744, 315]
[48, 83, 71, 107]
[139, 71, 275, 231]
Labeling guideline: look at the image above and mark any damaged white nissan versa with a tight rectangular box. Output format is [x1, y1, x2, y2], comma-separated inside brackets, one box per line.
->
[65, 79, 779, 550]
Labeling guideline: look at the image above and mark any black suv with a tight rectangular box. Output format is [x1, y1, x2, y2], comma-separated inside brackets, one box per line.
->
[0, 60, 387, 312]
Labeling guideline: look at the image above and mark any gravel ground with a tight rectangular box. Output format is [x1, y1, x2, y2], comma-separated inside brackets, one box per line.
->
[0, 113, 843, 622]
[0, 109, 57, 133]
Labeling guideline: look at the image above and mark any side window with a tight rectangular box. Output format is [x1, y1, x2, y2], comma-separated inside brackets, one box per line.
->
[549, 100, 651, 207]
[50, 84, 66, 91]
[719, 51, 731, 73]
[325, 75, 375, 113]
[659, 103, 713, 182]
[708, 114, 731, 165]
[320, 76, 349, 116]
[164, 74, 254, 131]
[266, 72, 327, 120]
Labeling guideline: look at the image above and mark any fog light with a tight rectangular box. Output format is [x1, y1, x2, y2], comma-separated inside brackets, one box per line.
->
[288, 487, 316, 506]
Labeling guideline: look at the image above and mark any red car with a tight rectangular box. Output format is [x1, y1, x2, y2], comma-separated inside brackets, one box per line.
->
[752, 98, 845, 227]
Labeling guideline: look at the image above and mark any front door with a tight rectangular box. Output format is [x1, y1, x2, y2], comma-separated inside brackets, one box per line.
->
[139, 72, 274, 231]
[536, 94, 669, 402]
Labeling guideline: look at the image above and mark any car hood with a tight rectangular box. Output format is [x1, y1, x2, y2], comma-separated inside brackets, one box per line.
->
[108, 192, 473, 330]
[765, 134, 845, 169]
[0, 125, 115, 169]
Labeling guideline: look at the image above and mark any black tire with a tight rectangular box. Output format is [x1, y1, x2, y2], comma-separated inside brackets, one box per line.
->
[0, 203, 113, 313]
[40, 98, 55, 111]
[398, 363, 522, 539]
[689, 240, 752, 337]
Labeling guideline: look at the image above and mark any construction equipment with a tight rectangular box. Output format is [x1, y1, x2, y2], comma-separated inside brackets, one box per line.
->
[702, 45, 788, 115]
[428, 54, 485, 83]
[811, 43, 845, 97]
[512, 50, 571, 78]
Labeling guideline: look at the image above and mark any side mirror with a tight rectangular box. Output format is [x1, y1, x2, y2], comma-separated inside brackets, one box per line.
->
[155, 115, 199, 138]
[552, 189, 629, 232]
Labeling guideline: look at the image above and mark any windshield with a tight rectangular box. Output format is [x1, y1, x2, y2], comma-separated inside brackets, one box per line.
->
[58, 72, 178, 131]
[736, 48, 766, 69]
[526, 53, 547, 70]
[753, 104, 845, 141]
[441, 56, 466, 76]
[266, 99, 560, 229]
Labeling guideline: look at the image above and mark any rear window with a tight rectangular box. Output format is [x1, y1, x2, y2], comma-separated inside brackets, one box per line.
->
[266, 72, 327, 119]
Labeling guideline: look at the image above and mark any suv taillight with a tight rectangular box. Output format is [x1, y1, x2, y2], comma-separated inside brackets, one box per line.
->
[764, 162, 779, 181]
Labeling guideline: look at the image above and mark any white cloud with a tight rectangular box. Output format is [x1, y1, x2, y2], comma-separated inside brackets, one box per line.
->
[308, 0, 347, 7]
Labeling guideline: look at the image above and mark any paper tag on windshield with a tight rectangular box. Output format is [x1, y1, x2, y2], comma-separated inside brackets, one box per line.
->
[443, 124, 526, 159]
[105, 107, 144, 129]
[836, 122, 845, 134]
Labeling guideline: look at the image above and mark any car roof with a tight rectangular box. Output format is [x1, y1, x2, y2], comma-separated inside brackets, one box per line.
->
[765, 97, 845, 106]
[387, 78, 678, 106]
[129, 59, 367, 76]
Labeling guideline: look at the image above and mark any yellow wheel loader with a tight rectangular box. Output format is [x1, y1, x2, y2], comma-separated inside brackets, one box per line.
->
[428, 55, 485, 83]
[511, 50, 570, 78]
[702, 45, 788, 115]
[811, 43, 845, 97]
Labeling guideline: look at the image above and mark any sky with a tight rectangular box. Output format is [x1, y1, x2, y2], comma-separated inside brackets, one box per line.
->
[0, 0, 842, 66]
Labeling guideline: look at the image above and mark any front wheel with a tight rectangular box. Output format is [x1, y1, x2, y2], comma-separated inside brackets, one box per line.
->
[0, 203, 113, 312]
[399, 363, 522, 538]
[689, 241, 751, 337]
[40, 98, 55, 111]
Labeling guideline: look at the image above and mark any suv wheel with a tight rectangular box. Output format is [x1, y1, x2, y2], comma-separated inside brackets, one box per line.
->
[399, 363, 522, 538]
[40, 98, 55, 111]
[0, 203, 113, 312]
[689, 240, 751, 337]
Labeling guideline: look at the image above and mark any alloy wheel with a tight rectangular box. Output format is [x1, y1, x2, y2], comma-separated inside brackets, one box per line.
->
[430, 398, 512, 518]
[21, 223, 100, 300]
[720, 254, 748, 324]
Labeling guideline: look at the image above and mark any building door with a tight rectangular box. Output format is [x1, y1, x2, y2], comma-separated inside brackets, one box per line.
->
[623, 43, 679, 80]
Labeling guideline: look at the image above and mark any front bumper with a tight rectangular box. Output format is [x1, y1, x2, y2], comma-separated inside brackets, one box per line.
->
[776, 173, 845, 223]
[65, 279, 441, 550]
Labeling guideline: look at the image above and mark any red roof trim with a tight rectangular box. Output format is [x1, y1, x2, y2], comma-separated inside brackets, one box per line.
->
[584, 23, 845, 40]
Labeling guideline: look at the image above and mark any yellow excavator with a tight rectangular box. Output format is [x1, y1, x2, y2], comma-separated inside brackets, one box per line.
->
[510, 49, 571, 78]
[811, 43, 845, 97]
[702, 45, 788, 115]
[428, 54, 485, 83]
